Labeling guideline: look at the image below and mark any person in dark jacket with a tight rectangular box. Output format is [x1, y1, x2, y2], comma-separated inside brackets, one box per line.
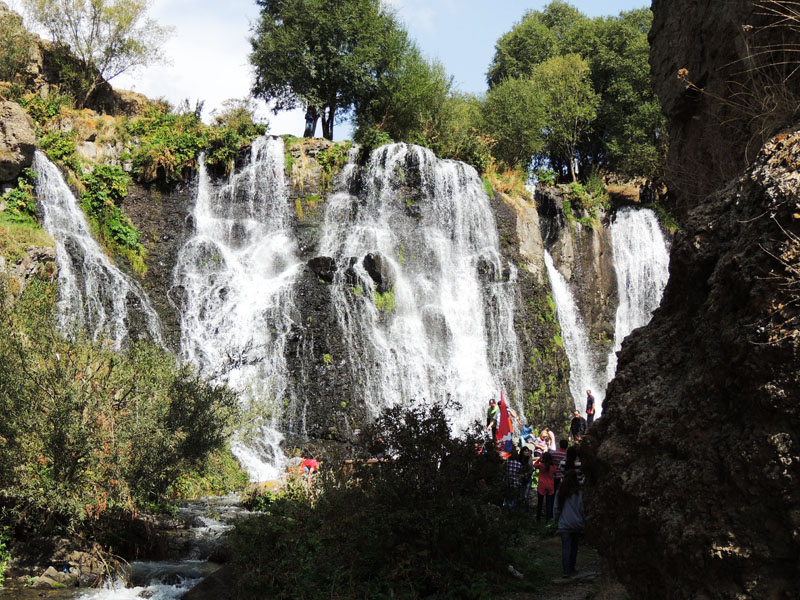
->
[569, 410, 586, 441]
[585, 390, 595, 427]
[554, 469, 584, 577]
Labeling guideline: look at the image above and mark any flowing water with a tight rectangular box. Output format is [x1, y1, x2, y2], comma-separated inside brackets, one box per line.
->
[170, 136, 302, 481]
[606, 207, 671, 381]
[33, 152, 163, 347]
[544, 250, 604, 414]
[319, 143, 522, 432]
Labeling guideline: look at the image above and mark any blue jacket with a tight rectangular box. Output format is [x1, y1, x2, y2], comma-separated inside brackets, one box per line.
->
[554, 491, 584, 533]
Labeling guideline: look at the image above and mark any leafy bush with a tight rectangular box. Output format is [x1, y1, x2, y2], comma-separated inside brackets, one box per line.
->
[79, 164, 145, 270]
[227, 401, 509, 599]
[354, 125, 394, 157]
[1, 168, 38, 225]
[18, 93, 73, 127]
[0, 279, 240, 534]
[0, 9, 35, 83]
[206, 98, 268, 174]
[39, 129, 78, 167]
[0, 526, 9, 588]
[534, 167, 556, 186]
[126, 104, 208, 183]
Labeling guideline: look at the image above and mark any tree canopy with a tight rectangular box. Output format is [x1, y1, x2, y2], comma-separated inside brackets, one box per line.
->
[22, 0, 172, 107]
[250, 0, 408, 140]
[484, 2, 665, 180]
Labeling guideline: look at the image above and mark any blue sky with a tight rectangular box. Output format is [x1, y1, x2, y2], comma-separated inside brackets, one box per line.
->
[10, 0, 649, 137]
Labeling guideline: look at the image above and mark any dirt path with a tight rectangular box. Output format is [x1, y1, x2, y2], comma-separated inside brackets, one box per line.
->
[507, 532, 628, 600]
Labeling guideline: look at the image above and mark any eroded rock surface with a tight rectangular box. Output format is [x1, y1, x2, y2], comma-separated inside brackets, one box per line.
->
[0, 102, 36, 182]
[585, 129, 800, 600]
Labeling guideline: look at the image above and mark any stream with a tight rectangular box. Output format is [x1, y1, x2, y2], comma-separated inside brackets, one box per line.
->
[0, 495, 249, 600]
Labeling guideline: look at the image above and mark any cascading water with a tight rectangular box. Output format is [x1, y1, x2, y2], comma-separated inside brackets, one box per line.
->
[318, 143, 522, 432]
[171, 136, 301, 481]
[606, 206, 670, 380]
[33, 152, 163, 347]
[544, 250, 603, 414]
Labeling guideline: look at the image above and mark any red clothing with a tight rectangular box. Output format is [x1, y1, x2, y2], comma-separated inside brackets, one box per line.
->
[534, 459, 557, 495]
[302, 458, 318, 471]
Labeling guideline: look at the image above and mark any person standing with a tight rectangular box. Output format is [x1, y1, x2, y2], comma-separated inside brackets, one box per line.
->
[554, 469, 585, 577]
[551, 439, 568, 492]
[486, 398, 500, 442]
[503, 447, 523, 512]
[533, 451, 557, 522]
[569, 410, 587, 442]
[585, 390, 595, 427]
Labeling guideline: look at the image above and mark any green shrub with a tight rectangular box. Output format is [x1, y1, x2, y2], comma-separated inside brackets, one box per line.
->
[18, 93, 73, 127]
[0, 279, 240, 533]
[168, 448, 249, 499]
[39, 129, 77, 163]
[228, 401, 508, 599]
[126, 105, 208, 183]
[0, 526, 9, 588]
[1, 168, 38, 225]
[0, 9, 34, 83]
[79, 164, 144, 269]
[354, 125, 393, 158]
[534, 167, 556, 186]
[317, 141, 353, 190]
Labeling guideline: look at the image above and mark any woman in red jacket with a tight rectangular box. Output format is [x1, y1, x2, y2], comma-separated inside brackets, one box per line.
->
[533, 451, 557, 522]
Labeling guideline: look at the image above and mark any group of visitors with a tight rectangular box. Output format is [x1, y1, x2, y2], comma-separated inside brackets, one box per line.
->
[488, 397, 589, 579]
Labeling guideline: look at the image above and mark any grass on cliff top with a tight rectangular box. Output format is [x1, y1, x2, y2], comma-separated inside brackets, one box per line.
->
[0, 214, 54, 264]
[484, 162, 532, 203]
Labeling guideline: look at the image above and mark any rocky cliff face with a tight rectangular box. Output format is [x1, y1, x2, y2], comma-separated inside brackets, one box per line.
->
[586, 2, 800, 597]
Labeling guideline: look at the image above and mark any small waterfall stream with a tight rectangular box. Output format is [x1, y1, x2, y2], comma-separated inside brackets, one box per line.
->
[544, 250, 604, 414]
[606, 207, 671, 380]
[33, 152, 163, 347]
[319, 143, 522, 431]
[170, 136, 302, 481]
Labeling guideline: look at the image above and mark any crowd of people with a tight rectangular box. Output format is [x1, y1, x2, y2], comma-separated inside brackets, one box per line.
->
[485, 395, 592, 579]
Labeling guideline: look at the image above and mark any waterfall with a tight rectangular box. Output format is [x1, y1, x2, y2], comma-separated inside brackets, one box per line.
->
[171, 136, 301, 481]
[318, 143, 522, 432]
[33, 152, 163, 347]
[544, 250, 603, 414]
[606, 206, 670, 380]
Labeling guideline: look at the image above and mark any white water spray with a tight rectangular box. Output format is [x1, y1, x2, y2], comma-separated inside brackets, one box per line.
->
[171, 137, 301, 481]
[33, 152, 163, 347]
[606, 207, 670, 380]
[319, 143, 522, 432]
[544, 250, 603, 414]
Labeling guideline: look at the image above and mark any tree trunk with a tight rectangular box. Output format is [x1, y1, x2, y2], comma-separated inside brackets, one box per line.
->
[321, 103, 336, 140]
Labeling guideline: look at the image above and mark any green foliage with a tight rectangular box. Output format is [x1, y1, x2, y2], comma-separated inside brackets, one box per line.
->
[206, 98, 268, 174]
[39, 129, 78, 169]
[354, 125, 393, 156]
[651, 201, 679, 233]
[250, 0, 406, 140]
[482, 175, 494, 197]
[484, 2, 665, 180]
[0, 526, 9, 587]
[126, 104, 208, 183]
[316, 141, 352, 190]
[0, 279, 240, 533]
[1, 168, 38, 225]
[531, 54, 599, 181]
[421, 93, 494, 173]
[322, 353, 332, 365]
[228, 401, 508, 599]
[167, 448, 249, 500]
[18, 93, 74, 127]
[79, 164, 143, 260]
[0, 8, 35, 82]
[534, 167, 556, 186]
[22, 0, 172, 107]
[373, 288, 395, 313]
[482, 76, 545, 169]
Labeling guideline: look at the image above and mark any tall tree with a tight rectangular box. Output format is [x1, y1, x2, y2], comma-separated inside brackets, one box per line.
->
[531, 54, 599, 181]
[250, 0, 405, 140]
[22, 0, 172, 108]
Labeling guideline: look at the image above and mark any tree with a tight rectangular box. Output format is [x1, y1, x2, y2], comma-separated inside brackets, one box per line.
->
[250, 0, 406, 140]
[22, 0, 172, 107]
[354, 43, 451, 144]
[0, 6, 35, 82]
[530, 54, 599, 181]
[487, 1, 587, 87]
[482, 76, 546, 169]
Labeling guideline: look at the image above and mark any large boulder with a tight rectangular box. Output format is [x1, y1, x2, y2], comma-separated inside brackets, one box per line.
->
[584, 126, 800, 600]
[0, 101, 36, 182]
